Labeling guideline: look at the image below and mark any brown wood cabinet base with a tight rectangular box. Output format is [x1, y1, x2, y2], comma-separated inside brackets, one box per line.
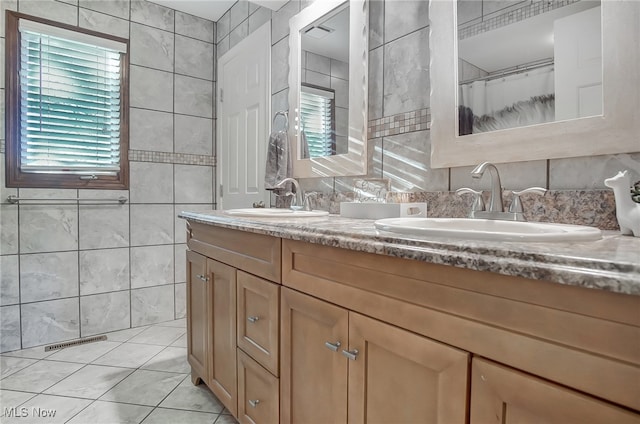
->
[185, 222, 640, 423]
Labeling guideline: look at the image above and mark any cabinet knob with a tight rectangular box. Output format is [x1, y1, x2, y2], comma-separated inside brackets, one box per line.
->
[341, 349, 359, 360]
[196, 274, 208, 282]
[249, 399, 260, 408]
[247, 316, 260, 323]
[324, 341, 341, 352]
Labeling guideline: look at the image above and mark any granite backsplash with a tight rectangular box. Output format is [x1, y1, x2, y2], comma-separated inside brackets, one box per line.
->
[277, 189, 619, 231]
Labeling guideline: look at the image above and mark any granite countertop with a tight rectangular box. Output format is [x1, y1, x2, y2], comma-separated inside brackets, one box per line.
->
[179, 210, 640, 296]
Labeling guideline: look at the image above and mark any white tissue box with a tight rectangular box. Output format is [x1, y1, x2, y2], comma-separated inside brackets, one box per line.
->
[340, 202, 427, 219]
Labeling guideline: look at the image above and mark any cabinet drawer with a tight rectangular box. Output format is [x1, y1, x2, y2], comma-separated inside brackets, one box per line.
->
[237, 271, 280, 375]
[187, 223, 281, 282]
[471, 358, 640, 423]
[237, 349, 279, 424]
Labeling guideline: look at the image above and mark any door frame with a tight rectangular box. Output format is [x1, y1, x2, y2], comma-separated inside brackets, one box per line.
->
[216, 22, 271, 209]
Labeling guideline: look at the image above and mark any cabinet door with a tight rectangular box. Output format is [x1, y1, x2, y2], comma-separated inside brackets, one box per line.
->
[471, 358, 640, 424]
[237, 349, 279, 424]
[207, 259, 238, 417]
[348, 313, 469, 424]
[237, 271, 280, 375]
[281, 288, 349, 424]
[186, 250, 208, 384]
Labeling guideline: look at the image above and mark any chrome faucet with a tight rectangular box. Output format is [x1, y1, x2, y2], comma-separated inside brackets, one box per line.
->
[471, 162, 504, 213]
[274, 178, 305, 210]
[458, 162, 547, 221]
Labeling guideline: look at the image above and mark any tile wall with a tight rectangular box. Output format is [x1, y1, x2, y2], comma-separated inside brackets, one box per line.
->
[0, 0, 215, 352]
[2, 0, 639, 352]
[221, 0, 639, 197]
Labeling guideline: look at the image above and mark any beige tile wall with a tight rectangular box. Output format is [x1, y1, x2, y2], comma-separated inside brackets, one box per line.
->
[0, 0, 215, 352]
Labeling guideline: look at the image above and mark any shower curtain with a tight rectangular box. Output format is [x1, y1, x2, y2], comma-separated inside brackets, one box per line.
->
[459, 65, 555, 133]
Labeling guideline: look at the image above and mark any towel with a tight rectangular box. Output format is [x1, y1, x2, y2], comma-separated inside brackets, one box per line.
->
[264, 130, 291, 190]
[301, 129, 310, 159]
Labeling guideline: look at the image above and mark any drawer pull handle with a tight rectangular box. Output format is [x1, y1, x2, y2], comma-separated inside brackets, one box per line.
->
[247, 316, 260, 323]
[196, 274, 208, 282]
[324, 341, 341, 352]
[341, 349, 359, 360]
[249, 399, 260, 408]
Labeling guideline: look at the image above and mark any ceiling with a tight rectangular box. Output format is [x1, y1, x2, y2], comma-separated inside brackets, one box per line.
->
[149, 0, 288, 22]
[302, 4, 349, 63]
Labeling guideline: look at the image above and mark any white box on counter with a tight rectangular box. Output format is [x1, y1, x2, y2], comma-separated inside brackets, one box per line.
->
[340, 202, 427, 219]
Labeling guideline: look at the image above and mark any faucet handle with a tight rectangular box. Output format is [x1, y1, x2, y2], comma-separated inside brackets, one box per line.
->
[303, 192, 317, 211]
[456, 188, 485, 217]
[509, 187, 547, 214]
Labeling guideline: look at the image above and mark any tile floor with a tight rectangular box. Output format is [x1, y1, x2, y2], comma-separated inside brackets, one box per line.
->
[0, 319, 237, 424]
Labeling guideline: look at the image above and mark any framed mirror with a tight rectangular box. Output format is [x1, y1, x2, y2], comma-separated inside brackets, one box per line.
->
[289, 0, 368, 177]
[429, 0, 639, 168]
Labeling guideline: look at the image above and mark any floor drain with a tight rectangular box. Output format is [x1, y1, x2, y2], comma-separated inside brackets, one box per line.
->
[44, 335, 108, 352]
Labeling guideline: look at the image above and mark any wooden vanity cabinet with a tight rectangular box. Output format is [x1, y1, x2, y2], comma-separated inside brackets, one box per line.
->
[237, 271, 280, 376]
[282, 239, 640, 418]
[280, 287, 349, 424]
[348, 312, 468, 424]
[186, 223, 282, 422]
[238, 349, 280, 424]
[280, 287, 469, 424]
[186, 252, 238, 416]
[470, 358, 640, 424]
[236, 271, 282, 424]
[186, 222, 640, 423]
[186, 250, 208, 384]
[208, 259, 238, 417]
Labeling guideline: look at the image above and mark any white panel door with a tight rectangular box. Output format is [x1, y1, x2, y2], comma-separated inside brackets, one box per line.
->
[218, 23, 271, 209]
[554, 6, 602, 121]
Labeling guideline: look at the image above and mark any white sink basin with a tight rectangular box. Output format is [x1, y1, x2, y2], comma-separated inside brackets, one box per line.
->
[224, 208, 329, 218]
[374, 218, 602, 242]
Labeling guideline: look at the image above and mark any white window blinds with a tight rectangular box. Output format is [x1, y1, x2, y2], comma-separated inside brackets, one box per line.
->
[18, 19, 126, 174]
[300, 85, 335, 158]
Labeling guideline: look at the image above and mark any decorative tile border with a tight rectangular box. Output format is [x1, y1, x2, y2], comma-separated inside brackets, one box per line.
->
[459, 0, 581, 40]
[367, 108, 431, 139]
[128, 150, 216, 166]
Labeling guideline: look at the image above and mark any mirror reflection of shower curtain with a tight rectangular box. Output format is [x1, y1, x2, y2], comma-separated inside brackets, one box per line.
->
[459, 65, 555, 133]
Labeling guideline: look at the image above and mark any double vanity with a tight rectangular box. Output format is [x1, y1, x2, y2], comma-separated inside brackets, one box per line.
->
[180, 209, 640, 423]
[186, 0, 640, 418]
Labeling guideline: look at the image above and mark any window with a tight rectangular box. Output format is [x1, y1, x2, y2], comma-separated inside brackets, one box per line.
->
[5, 12, 129, 189]
[299, 83, 335, 158]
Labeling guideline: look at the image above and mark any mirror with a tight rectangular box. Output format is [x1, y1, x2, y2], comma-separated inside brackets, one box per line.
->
[429, 0, 639, 168]
[458, 1, 602, 135]
[289, 0, 368, 177]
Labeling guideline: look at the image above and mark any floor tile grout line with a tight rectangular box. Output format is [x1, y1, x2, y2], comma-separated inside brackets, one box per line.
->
[0, 321, 181, 356]
[0, 391, 37, 418]
[0, 318, 186, 362]
[0, 319, 222, 423]
[47, 341, 123, 366]
[1, 330, 184, 376]
[151, 372, 192, 415]
[0, 386, 228, 422]
[0, 356, 40, 380]
[63, 398, 99, 424]
[132, 338, 189, 373]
